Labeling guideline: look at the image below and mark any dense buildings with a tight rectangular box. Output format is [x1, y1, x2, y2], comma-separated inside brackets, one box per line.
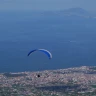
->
[0, 66, 96, 96]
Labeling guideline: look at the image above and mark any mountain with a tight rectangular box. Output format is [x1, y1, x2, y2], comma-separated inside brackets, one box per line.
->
[0, 7, 96, 22]
[62, 7, 89, 15]
[40, 7, 95, 19]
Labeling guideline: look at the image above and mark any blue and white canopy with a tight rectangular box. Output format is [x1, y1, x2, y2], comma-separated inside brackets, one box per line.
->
[27, 49, 52, 59]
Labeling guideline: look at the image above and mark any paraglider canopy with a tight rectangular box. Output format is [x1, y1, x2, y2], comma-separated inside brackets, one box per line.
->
[27, 49, 52, 59]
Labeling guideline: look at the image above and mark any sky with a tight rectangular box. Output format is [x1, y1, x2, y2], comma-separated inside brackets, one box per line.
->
[0, 0, 96, 11]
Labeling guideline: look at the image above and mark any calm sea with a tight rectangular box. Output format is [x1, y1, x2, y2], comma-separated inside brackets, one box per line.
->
[0, 11, 96, 72]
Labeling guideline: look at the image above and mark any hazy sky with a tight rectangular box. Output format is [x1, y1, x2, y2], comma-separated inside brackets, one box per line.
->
[0, 0, 96, 11]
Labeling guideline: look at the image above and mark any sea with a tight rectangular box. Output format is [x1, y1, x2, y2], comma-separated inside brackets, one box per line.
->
[0, 11, 96, 72]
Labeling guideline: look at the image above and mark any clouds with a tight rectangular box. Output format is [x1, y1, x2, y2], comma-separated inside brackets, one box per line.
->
[0, 0, 96, 11]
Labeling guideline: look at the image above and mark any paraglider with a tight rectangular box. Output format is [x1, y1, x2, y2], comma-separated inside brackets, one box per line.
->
[27, 49, 52, 59]
[37, 74, 40, 77]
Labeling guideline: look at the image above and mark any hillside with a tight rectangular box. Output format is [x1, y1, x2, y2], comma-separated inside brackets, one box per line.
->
[1, 66, 96, 96]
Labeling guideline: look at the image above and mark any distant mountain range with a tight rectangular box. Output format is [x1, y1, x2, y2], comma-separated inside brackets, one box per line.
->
[60, 7, 89, 15]
[0, 7, 96, 22]
[40, 7, 96, 19]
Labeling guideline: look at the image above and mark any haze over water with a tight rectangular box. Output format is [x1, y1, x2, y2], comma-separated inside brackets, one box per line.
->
[0, 9, 96, 72]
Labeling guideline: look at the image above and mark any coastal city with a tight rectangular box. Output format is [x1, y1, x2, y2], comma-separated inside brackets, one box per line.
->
[1, 66, 96, 96]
